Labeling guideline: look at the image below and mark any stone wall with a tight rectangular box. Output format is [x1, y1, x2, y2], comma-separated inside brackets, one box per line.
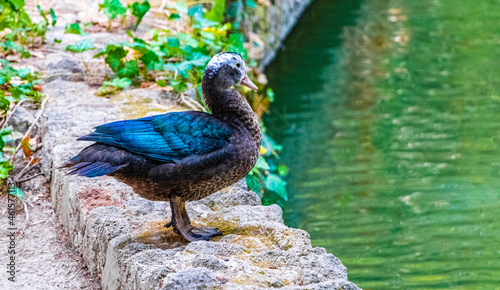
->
[242, 0, 313, 68]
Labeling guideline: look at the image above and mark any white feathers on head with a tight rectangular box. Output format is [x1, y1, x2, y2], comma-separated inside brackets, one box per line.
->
[205, 52, 245, 79]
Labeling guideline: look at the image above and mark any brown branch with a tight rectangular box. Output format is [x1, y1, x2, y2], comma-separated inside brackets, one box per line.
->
[12, 95, 49, 158]
[18, 196, 30, 236]
[15, 172, 45, 184]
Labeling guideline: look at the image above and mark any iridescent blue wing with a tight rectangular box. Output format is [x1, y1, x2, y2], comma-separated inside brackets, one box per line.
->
[77, 111, 232, 163]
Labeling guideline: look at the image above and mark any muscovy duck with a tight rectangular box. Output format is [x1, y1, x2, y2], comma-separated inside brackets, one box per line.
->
[64, 52, 261, 242]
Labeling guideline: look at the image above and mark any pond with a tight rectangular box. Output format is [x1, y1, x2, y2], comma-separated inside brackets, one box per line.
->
[264, 0, 500, 288]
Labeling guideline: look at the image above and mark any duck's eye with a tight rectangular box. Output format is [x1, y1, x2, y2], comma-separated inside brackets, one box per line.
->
[236, 63, 241, 68]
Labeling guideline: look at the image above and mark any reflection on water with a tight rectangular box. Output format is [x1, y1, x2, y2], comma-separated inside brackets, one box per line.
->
[265, 0, 500, 288]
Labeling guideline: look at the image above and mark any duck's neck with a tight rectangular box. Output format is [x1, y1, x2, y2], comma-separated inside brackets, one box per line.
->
[202, 81, 261, 142]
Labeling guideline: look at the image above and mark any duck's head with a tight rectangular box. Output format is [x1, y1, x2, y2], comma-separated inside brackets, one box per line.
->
[203, 52, 258, 92]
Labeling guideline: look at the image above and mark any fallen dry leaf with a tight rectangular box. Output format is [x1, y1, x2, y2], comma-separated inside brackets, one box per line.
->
[140, 82, 156, 88]
[21, 135, 32, 158]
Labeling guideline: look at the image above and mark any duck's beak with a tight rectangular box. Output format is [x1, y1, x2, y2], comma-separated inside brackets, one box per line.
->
[241, 71, 258, 91]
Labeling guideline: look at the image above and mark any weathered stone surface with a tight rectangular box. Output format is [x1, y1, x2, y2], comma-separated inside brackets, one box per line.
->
[92, 182, 359, 289]
[242, 0, 313, 68]
[7, 106, 35, 134]
[163, 267, 219, 289]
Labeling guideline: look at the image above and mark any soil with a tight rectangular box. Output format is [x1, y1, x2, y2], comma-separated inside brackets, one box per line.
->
[0, 177, 100, 289]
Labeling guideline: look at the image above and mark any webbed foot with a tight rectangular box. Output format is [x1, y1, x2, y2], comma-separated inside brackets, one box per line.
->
[167, 197, 223, 242]
[182, 225, 223, 241]
[164, 220, 180, 234]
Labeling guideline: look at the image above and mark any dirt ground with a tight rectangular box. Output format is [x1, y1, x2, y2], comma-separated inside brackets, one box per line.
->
[0, 177, 100, 289]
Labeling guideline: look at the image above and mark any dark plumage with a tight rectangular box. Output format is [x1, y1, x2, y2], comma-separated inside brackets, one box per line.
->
[64, 52, 261, 241]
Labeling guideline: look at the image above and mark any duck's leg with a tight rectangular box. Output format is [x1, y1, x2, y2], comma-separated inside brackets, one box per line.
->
[165, 196, 222, 242]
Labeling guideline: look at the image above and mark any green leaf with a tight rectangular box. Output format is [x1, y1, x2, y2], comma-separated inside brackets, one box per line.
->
[156, 79, 167, 87]
[103, 77, 132, 88]
[9, 86, 24, 100]
[130, 1, 151, 29]
[65, 38, 95, 53]
[278, 165, 288, 177]
[140, 50, 161, 70]
[166, 0, 187, 14]
[168, 13, 180, 20]
[106, 57, 123, 72]
[167, 37, 180, 47]
[187, 52, 210, 66]
[0, 160, 14, 180]
[122, 38, 149, 54]
[54, 38, 62, 43]
[193, 17, 219, 29]
[261, 133, 282, 155]
[37, 5, 49, 25]
[177, 33, 198, 47]
[255, 156, 270, 170]
[245, 174, 263, 198]
[65, 23, 88, 35]
[5, 41, 30, 58]
[164, 53, 210, 78]
[94, 44, 127, 73]
[126, 29, 134, 38]
[245, 0, 257, 8]
[100, 0, 127, 20]
[49, 8, 57, 26]
[17, 67, 31, 77]
[9, 0, 25, 10]
[264, 174, 288, 201]
[0, 62, 19, 84]
[228, 33, 247, 58]
[188, 5, 218, 28]
[0, 93, 10, 113]
[188, 4, 203, 18]
[118, 60, 139, 78]
[205, 0, 226, 23]
[266, 88, 275, 102]
[10, 185, 25, 199]
[167, 77, 188, 92]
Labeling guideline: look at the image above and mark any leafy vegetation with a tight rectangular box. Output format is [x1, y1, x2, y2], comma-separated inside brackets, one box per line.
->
[0, 126, 14, 179]
[65, 38, 96, 72]
[64, 23, 87, 35]
[0, 0, 50, 183]
[0, 61, 46, 182]
[0, 0, 55, 57]
[99, 0, 127, 22]
[129, 0, 151, 30]
[246, 126, 288, 203]
[99, 0, 150, 30]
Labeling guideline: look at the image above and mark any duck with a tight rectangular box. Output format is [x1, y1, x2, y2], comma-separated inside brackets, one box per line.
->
[64, 52, 262, 242]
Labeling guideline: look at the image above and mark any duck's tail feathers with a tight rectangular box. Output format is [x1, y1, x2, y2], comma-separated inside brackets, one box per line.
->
[61, 144, 127, 177]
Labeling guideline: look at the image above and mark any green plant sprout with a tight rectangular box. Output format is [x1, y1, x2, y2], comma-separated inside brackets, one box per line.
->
[65, 38, 96, 72]
[64, 23, 88, 35]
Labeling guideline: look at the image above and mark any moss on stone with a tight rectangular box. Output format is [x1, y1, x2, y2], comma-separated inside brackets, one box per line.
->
[134, 220, 187, 248]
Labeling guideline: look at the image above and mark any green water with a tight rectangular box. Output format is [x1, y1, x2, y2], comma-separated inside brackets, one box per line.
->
[265, 0, 500, 289]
